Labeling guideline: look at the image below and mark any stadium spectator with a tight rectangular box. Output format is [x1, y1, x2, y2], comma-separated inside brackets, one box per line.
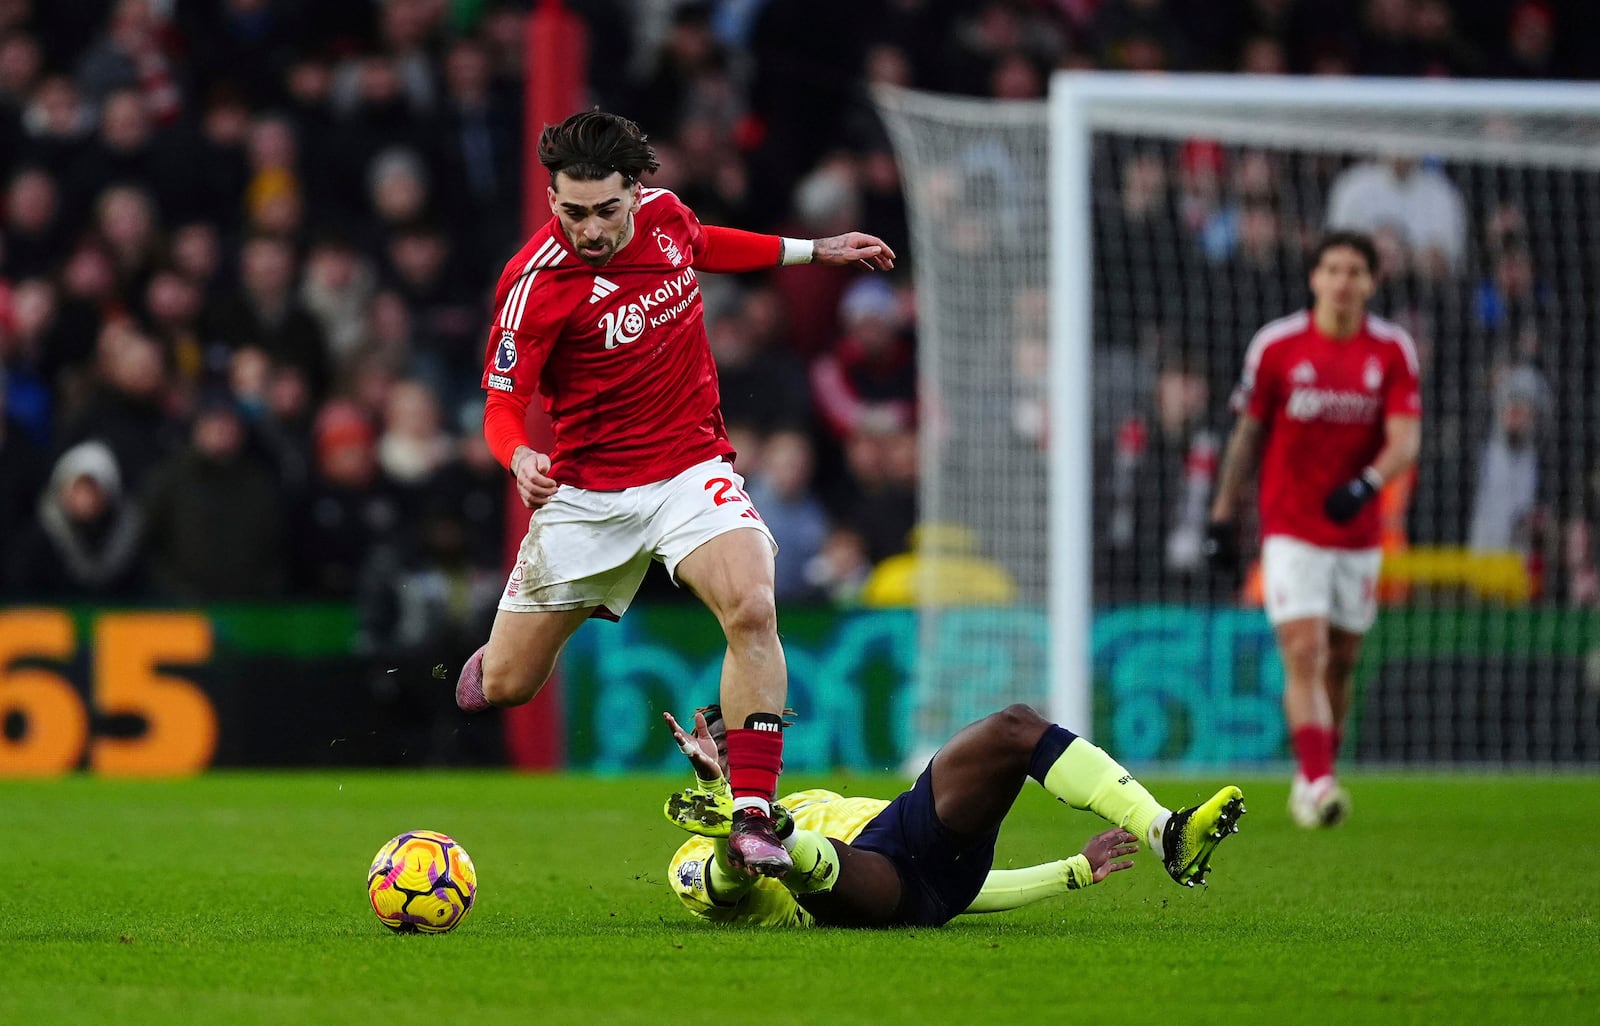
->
[204, 234, 331, 401]
[225, 345, 310, 497]
[1325, 156, 1467, 277]
[834, 422, 918, 565]
[1491, 0, 1560, 79]
[3, 166, 68, 280]
[382, 219, 479, 406]
[2, 277, 58, 444]
[435, 35, 522, 259]
[0, 364, 48, 562]
[142, 390, 286, 600]
[58, 321, 178, 494]
[1103, 357, 1220, 603]
[1473, 233, 1550, 336]
[300, 233, 378, 368]
[94, 184, 163, 297]
[745, 430, 831, 603]
[141, 268, 205, 394]
[168, 219, 225, 304]
[803, 525, 874, 605]
[6, 439, 144, 599]
[376, 377, 453, 502]
[427, 399, 510, 573]
[16, 75, 94, 184]
[1468, 362, 1552, 554]
[1207, 231, 1421, 829]
[810, 277, 916, 444]
[661, 703, 1244, 927]
[709, 305, 811, 438]
[293, 398, 401, 598]
[75, 0, 183, 120]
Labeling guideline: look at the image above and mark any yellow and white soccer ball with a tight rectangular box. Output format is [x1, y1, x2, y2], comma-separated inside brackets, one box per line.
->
[367, 830, 477, 933]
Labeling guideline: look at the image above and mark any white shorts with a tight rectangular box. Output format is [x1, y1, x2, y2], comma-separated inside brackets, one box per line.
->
[499, 457, 777, 619]
[1260, 534, 1383, 633]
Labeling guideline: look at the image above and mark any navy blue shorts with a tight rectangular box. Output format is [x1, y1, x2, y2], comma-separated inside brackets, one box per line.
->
[850, 763, 999, 926]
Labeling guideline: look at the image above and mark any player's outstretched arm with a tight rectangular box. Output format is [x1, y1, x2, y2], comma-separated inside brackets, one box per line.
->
[961, 828, 1138, 915]
[813, 232, 896, 271]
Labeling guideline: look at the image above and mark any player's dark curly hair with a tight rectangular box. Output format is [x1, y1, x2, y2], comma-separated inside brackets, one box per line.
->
[538, 109, 660, 186]
[1311, 230, 1379, 276]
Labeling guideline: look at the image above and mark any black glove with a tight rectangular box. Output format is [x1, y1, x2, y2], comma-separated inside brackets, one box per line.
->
[1204, 520, 1240, 579]
[1323, 469, 1383, 524]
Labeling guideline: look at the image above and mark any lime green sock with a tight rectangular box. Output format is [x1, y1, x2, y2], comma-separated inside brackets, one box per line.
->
[1041, 738, 1169, 849]
[708, 841, 753, 902]
[780, 829, 840, 895]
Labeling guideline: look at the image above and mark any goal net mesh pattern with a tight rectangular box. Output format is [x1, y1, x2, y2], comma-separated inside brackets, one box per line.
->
[878, 81, 1600, 766]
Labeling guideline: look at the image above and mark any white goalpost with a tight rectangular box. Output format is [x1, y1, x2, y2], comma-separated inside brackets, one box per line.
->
[878, 74, 1600, 767]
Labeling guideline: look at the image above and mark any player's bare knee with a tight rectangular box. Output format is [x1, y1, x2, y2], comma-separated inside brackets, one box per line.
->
[719, 587, 777, 645]
[988, 703, 1049, 749]
[481, 653, 548, 707]
[1278, 633, 1326, 676]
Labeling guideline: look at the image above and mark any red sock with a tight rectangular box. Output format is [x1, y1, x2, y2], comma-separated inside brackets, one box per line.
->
[725, 726, 783, 814]
[1291, 724, 1335, 783]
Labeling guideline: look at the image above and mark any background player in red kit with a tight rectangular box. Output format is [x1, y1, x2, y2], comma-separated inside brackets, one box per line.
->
[1206, 231, 1421, 829]
[454, 110, 895, 875]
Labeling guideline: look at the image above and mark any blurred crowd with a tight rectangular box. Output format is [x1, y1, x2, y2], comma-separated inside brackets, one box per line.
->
[0, 0, 1596, 639]
[1089, 139, 1600, 607]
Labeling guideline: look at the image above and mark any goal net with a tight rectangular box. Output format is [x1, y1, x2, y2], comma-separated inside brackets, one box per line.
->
[877, 75, 1600, 767]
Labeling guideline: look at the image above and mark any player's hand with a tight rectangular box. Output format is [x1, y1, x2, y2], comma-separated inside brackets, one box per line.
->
[1204, 520, 1241, 579]
[813, 232, 897, 271]
[664, 710, 723, 782]
[1323, 469, 1382, 524]
[511, 446, 559, 509]
[1080, 828, 1138, 884]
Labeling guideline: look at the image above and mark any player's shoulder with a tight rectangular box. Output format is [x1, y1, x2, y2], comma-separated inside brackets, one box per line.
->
[1362, 313, 1421, 371]
[638, 186, 685, 214]
[1244, 310, 1312, 367]
[493, 222, 578, 330]
[636, 186, 700, 230]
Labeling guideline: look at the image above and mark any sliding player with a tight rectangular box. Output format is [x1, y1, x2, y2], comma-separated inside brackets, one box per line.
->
[663, 705, 1245, 927]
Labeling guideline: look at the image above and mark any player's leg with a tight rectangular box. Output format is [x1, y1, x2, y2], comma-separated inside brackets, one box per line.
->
[458, 483, 652, 711]
[1324, 626, 1364, 762]
[934, 704, 1243, 888]
[674, 525, 791, 875]
[1261, 535, 1344, 827]
[469, 606, 595, 707]
[1312, 546, 1382, 825]
[794, 840, 905, 927]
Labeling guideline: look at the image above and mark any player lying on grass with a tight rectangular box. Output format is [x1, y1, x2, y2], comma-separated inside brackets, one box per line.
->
[662, 704, 1245, 927]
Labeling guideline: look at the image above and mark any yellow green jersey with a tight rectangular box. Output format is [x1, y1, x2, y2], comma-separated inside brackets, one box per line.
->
[668, 788, 889, 927]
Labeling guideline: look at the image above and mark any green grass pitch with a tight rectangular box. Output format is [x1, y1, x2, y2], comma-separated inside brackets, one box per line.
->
[3, 771, 1595, 1025]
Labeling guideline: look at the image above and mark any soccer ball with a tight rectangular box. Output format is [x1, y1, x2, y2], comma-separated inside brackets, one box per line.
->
[367, 830, 477, 933]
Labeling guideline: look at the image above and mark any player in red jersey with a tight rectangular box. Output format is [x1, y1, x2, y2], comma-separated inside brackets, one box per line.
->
[454, 110, 895, 876]
[1206, 231, 1421, 828]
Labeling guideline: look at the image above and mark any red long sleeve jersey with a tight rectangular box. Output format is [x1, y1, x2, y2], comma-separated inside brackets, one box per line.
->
[481, 189, 773, 490]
